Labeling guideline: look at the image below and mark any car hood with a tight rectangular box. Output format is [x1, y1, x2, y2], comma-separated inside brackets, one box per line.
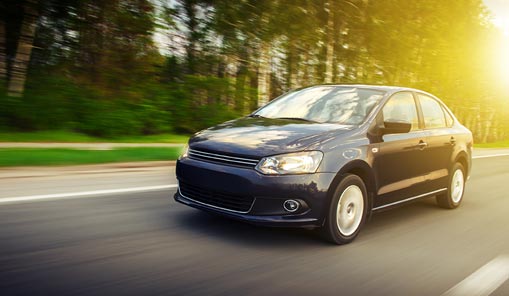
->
[189, 117, 354, 158]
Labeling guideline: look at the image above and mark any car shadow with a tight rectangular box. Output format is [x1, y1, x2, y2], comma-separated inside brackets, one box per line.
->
[170, 196, 444, 247]
[171, 209, 329, 248]
[363, 197, 441, 234]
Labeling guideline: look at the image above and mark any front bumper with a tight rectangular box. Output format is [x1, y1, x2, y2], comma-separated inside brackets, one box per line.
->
[174, 157, 336, 228]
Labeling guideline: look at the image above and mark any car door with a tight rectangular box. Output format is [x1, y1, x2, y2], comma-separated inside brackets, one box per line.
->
[416, 93, 455, 191]
[372, 92, 430, 209]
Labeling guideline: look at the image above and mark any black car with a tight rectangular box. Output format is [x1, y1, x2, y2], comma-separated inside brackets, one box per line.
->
[174, 85, 473, 244]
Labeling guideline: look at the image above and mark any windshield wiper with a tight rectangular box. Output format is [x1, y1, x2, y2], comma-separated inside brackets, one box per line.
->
[274, 117, 318, 123]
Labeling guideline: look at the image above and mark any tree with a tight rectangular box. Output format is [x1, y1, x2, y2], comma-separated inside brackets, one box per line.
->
[0, 0, 39, 96]
[1, 0, 507, 142]
[0, 2, 6, 82]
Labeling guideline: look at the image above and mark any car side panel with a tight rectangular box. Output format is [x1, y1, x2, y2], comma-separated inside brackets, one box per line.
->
[372, 130, 430, 208]
[422, 128, 455, 191]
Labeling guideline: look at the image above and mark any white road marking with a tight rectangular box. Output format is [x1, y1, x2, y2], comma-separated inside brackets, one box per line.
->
[1, 152, 507, 205]
[0, 184, 178, 205]
[473, 153, 509, 159]
[442, 255, 509, 296]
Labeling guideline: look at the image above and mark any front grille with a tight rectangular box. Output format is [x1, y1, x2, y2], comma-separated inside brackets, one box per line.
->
[179, 181, 254, 213]
[188, 148, 259, 168]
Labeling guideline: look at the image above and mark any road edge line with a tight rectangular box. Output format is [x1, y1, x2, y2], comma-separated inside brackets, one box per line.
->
[0, 184, 178, 205]
[473, 153, 509, 159]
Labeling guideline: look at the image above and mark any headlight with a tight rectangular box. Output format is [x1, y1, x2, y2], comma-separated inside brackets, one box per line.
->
[179, 145, 189, 160]
[255, 151, 323, 175]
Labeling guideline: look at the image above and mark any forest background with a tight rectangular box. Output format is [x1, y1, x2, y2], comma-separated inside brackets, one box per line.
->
[1, 0, 508, 143]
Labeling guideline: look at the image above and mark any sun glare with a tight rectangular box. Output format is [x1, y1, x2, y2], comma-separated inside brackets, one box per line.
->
[501, 38, 509, 75]
[493, 17, 509, 36]
[495, 39, 509, 86]
[491, 15, 509, 86]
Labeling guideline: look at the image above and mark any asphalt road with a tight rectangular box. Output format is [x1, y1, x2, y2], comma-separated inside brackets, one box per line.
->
[1, 155, 509, 295]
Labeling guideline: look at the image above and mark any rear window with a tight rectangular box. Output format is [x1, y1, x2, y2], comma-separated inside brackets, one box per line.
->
[418, 94, 447, 129]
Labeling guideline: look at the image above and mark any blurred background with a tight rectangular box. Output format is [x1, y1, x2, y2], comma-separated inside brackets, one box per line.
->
[0, 0, 508, 142]
[2, 2, 509, 295]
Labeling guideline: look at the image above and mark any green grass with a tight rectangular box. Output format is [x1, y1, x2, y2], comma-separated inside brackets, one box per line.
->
[475, 140, 509, 148]
[0, 147, 183, 167]
[0, 131, 190, 143]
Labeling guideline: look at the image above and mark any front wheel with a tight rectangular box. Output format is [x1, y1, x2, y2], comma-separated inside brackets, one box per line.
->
[320, 174, 367, 245]
[436, 163, 465, 209]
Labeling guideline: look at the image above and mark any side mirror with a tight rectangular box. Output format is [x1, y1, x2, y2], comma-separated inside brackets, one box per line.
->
[380, 120, 412, 135]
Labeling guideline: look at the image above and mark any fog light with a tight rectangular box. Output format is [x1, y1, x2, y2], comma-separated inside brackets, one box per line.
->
[283, 199, 300, 212]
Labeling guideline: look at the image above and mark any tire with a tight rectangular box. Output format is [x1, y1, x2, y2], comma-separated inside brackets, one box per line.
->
[436, 162, 465, 209]
[320, 174, 368, 245]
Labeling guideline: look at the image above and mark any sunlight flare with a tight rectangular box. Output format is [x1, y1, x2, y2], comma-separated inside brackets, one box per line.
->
[494, 32, 509, 85]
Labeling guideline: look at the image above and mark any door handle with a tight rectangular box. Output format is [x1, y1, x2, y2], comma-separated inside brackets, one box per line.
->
[449, 136, 456, 145]
[417, 140, 428, 150]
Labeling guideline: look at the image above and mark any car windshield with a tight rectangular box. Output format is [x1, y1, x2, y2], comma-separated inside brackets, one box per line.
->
[253, 86, 385, 125]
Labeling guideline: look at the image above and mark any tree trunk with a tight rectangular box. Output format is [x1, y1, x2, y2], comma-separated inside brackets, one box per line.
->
[301, 45, 310, 86]
[235, 57, 248, 112]
[481, 109, 496, 143]
[183, 0, 198, 75]
[324, 1, 335, 84]
[257, 42, 271, 107]
[286, 40, 298, 89]
[7, 0, 39, 97]
[0, 12, 6, 82]
[474, 105, 482, 142]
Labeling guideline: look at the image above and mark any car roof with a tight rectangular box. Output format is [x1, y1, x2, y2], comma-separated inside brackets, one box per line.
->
[311, 84, 424, 94]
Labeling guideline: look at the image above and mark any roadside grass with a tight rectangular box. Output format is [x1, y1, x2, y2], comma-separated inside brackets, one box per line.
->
[0, 131, 190, 143]
[0, 147, 183, 167]
[474, 140, 509, 148]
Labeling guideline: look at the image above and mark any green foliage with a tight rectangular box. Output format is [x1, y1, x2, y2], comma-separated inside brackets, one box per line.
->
[78, 102, 143, 138]
[1, 74, 87, 131]
[0, 131, 189, 143]
[1, 0, 508, 143]
[0, 72, 247, 137]
[0, 130, 100, 142]
[167, 75, 245, 133]
[475, 140, 509, 148]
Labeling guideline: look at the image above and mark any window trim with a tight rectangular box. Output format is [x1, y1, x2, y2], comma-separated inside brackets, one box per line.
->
[379, 91, 422, 131]
[415, 92, 449, 130]
[441, 104, 455, 127]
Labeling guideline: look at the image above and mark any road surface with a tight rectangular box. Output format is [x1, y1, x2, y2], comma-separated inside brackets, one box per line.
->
[1, 154, 509, 295]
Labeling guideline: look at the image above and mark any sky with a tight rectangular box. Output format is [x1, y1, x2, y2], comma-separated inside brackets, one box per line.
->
[484, 0, 509, 36]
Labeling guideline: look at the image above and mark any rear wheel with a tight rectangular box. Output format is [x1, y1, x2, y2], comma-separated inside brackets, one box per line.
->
[320, 174, 367, 245]
[437, 162, 465, 209]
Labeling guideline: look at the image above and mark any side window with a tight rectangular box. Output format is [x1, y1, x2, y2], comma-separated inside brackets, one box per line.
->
[442, 106, 454, 127]
[418, 94, 446, 129]
[382, 92, 419, 131]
